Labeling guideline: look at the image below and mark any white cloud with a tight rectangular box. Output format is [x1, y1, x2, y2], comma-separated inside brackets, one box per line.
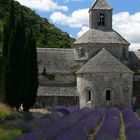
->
[50, 8, 89, 28]
[130, 43, 140, 51]
[15, 0, 68, 11]
[113, 12, 140, 44]
[77, 26, 88, 37]
[113, 12, 140, 51]
[64, 0, 84, 2]
[50, 10, 140, 50]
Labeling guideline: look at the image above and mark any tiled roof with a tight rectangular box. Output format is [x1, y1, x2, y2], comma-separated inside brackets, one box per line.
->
[77, 48, 133, 74]
[37, 48, 79, 74]
[37, 86, 78, 96]
[90, 0, 112, 10]
[74, 29, 130, 45]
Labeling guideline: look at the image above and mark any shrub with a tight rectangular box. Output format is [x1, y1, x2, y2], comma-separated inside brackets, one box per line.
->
[0, 104, 11, 120]
[94, 107, 120, 140]
[46, 73, 56, 80]
[55, 108, 104, 140]
[123, 108, 140, 140]
[13, 111, 65, 132]
[15, 107, 92, 140]
[0, 129, 22, 140]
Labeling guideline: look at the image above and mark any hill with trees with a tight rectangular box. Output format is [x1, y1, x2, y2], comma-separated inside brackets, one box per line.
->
[0, 0, 75, 50]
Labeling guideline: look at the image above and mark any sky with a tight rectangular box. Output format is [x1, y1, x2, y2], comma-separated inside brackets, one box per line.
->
[15, 0, 140, 51]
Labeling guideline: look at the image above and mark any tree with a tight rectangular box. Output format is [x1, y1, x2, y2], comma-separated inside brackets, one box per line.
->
[22, 29, 38, 112]
[4, 12, 25, 110]
[3, 1, 38, 111]
[2, 0, 15, 105]
[2, 0, 15, 58]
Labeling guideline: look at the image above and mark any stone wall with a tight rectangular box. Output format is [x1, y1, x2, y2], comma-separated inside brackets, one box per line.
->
[77, 73, 133, 108]
[36, 96, 79, 107]
[74, 44, 129, 62]
[89, 9, 112, 30]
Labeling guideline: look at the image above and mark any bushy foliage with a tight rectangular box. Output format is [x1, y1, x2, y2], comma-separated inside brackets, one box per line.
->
[14, 111, 65, 132]
[122, 108, 140, 140]
[56, 108, 104, 140]
[94, 107, 120, 140]
[0, 0, 75, 49]
[0, 104, 11, 119]
[15, 107, 92, 140]
[3, 107, 140, 140]
[0, 129, 22, 140]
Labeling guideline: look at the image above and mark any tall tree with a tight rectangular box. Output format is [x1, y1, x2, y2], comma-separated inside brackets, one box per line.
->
[5, 13, 25, 110]
[2, 0, 15, 104]
[2, 0, 15, 58]
[22, 29, 38, 112]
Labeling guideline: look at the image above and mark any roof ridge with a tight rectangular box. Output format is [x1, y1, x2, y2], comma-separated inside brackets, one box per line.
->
[89, 0, 112, 11]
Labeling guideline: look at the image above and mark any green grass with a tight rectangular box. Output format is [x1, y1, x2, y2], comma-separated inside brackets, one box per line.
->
[119, 112, 127, 140]
[0, 129, 22, 140]
[0, 104, 11, 119]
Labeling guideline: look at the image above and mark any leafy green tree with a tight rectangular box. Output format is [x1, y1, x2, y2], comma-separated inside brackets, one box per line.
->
[22, 29, 38, 111]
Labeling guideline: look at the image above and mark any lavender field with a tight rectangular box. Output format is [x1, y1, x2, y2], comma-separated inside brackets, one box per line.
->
[1, 106, 140, 140]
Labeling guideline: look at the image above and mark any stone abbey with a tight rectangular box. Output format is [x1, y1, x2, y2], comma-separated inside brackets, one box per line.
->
[37, 0, 140, 108]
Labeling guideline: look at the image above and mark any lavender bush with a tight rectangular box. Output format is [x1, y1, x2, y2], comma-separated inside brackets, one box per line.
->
[94, 107, 120, 140]
[14, 111, 64, 132]
[123, 108, 140, 140]
[55, 107, 104, 140]
[15, 107, 92, 140]
[56, 106, 78, 113]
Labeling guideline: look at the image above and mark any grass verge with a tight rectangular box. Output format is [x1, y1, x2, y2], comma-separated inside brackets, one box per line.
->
[119, 112, 127, 140]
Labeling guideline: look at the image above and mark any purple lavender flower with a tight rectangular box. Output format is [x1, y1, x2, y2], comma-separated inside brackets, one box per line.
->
[15, 107, 92, 140]
[123, 108, 140, 140]
[55, 107, 104, 140]
[13, 111, 64, 132]
[94, 107, 120, 140]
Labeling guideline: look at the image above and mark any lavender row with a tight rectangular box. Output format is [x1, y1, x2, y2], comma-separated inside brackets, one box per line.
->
[94, 107, 120, 140]
[123, 108, 140, 140]
[55, 107, 104, 140]
[15, 107, 92, 140]
[13, 106, 77, 132]
[56, 106, 79, 114]
[13, 111, 65, 132]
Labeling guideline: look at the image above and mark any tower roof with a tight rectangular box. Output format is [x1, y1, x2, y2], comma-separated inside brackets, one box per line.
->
[74, 29, 130, 45]
[77, 48, 133, 74]
[90, 0, 112, 10]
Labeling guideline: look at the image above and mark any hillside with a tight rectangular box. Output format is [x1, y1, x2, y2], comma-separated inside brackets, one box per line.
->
[0, 0, 75, 49]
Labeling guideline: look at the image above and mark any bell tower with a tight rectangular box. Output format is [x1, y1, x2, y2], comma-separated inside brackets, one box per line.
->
[89, 0, 112, 30]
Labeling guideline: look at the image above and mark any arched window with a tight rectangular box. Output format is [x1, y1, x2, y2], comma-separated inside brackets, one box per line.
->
[98, 13, 105, 26]
[86, 89, 92, 102]
[106, 90, 111, 101]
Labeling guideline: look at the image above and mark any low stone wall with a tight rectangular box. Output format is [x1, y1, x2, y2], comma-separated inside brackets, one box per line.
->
[36, 96, 79, 107]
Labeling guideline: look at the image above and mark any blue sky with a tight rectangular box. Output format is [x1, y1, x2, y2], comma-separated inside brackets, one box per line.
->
[15, 0, 140, 50]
